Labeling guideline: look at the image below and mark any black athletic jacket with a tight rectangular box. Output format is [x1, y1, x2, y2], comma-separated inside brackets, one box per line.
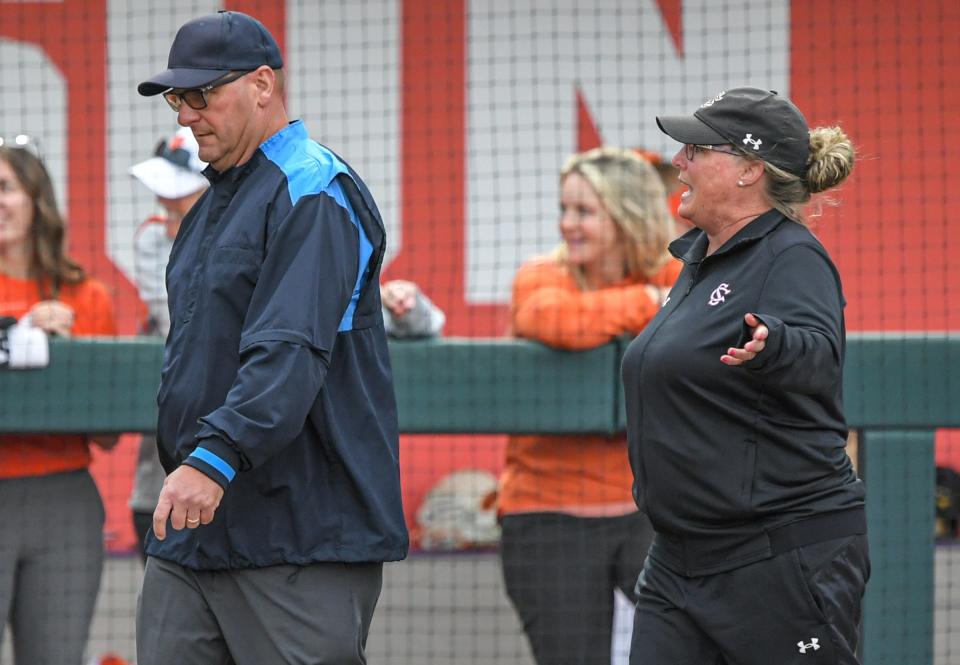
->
[149, 121, 408, 569]
[621, 209, 865, 576]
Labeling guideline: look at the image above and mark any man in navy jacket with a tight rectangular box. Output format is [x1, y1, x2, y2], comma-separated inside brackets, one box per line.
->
[135, 11, 407, 664]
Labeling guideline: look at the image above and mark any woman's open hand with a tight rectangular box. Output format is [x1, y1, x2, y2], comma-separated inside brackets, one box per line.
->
[721, 313, 768, 366]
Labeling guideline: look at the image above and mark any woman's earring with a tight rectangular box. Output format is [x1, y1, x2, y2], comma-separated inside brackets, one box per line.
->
[738, 180, 745, 187]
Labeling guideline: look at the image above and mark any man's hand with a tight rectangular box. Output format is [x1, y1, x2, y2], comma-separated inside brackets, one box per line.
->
[721, 312, 768, 366]
[153, 465, 225, 540]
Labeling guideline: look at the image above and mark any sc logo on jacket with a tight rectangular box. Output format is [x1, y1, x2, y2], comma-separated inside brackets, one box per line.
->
[708, 282, 732, 306]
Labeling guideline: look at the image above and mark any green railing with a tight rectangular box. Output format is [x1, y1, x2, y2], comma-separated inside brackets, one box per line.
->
[3, 334, 956, 665]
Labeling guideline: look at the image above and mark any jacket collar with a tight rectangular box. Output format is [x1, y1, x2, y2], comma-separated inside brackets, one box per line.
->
[669, 208, 789, 264]
[203, 152, 262, 186]
[202, 121, 306, 185]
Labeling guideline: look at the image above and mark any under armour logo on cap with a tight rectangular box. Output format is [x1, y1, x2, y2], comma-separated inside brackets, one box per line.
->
[700, 91, 726, 108]
[655, 87, 811, 177]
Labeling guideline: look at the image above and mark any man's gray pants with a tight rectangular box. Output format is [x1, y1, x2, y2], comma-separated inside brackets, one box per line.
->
[137, 556, 383, 665]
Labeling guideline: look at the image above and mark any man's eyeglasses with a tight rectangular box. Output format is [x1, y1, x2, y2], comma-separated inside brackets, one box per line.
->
[683, 144, 742, 161]
[163, 70, 252, 112]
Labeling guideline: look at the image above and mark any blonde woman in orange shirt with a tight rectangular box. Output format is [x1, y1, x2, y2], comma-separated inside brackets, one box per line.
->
[499, 147, 680, 665]
[0, 143, 116, 664]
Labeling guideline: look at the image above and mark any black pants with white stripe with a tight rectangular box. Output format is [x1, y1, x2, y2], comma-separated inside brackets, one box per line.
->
[629, 534, 870, 665]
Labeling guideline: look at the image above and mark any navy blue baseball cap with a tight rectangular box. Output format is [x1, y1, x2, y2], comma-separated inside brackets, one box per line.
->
[656, 87, 811, 177]
[138, 11, 283, 96]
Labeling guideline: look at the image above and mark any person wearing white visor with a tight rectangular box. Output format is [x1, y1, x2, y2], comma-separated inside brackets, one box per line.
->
[127, 127, 208, 562]
[130, 127, 208, 201]
[128, 127, 207, 337]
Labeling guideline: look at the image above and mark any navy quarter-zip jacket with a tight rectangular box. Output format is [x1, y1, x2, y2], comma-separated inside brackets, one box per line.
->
[621, 209, 864, 577]
[148, 121, 408, 569]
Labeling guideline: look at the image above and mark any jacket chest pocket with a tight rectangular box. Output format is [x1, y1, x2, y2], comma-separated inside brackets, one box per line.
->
[205, 247, 262, 317]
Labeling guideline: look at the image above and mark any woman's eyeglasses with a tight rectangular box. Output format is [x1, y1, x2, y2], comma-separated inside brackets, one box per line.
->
[0, 134, 41, 157]
[683, 144, 742, 161]
[163, 70, 252, 112]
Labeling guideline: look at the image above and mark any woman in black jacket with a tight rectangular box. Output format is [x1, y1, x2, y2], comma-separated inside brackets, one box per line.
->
[622, 87, 869, 665]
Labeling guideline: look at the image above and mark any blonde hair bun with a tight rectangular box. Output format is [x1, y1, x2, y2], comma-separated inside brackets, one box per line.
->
[807, 127, 855, 194]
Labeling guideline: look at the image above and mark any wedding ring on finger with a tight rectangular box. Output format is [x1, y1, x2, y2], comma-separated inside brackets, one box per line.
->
[186, 517, 201, 525]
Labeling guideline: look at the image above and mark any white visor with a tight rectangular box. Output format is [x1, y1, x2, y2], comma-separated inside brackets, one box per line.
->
[129, 156, 208, 200]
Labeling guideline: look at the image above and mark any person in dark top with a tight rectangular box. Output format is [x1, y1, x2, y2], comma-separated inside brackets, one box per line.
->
[621, 87, 869, 665]
[134, 11, 407, 665]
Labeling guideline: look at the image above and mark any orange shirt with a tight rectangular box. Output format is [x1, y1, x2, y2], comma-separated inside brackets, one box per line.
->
[0, 273, 117, 478]
[498, 256, 681, 516]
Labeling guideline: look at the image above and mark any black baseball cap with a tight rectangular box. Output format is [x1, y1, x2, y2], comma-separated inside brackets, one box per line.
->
[656, 87, 810, 176]
[138, 11, 283, 97]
